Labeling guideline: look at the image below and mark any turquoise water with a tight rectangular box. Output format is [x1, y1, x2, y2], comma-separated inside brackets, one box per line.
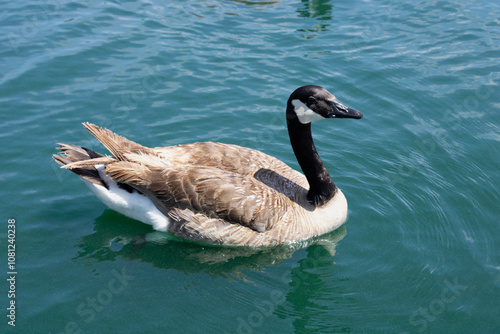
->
[1, 0, 500, 332]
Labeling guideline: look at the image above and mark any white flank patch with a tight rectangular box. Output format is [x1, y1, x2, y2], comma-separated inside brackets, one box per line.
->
[81, 164, 169, 231]
[291, 99, 325, 124]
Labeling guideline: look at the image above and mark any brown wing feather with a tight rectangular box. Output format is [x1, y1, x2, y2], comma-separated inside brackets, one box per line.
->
[104, 156, 288, 233]
[167, 166, 284, 232]
[154, 142, 287, 176]
[61, 124, 302, 235]
[165, 208, 262, 246]
[154, 142, 309, 197]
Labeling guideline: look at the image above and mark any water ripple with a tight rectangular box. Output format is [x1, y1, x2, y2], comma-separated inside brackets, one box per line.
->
[2, 0, 500, 332]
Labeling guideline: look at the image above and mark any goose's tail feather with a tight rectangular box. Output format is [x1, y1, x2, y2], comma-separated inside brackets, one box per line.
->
[53, 143, 104, 166]
[82, 122, 153, 161]
[52, 143, 113, 187]
[53, 122, 154, 187]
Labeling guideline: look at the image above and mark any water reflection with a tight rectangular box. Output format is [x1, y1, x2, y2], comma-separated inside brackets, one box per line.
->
[74, 210, 346, 279]
[285, 243, 346, 332]
[297, 0, 333, 36]
[227, 0, 281, 5]
[297, 0, 333, 19]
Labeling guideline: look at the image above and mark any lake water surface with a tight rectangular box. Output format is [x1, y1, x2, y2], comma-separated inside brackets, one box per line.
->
[1, 0, 499, 333]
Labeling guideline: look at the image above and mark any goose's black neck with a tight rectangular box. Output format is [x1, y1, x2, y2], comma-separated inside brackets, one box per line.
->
[287, 113, 336, 207]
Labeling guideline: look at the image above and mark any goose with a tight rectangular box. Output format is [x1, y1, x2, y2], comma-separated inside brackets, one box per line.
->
[53, 85, 363, 247]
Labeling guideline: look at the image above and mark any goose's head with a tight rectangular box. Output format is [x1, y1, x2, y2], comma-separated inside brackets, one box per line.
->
[287, 85, 363, 124]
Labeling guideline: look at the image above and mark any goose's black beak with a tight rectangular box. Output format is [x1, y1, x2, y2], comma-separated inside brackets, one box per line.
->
[328, 98, 363, 119]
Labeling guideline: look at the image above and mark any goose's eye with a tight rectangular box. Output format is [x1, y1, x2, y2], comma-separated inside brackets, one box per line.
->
[308, 96, 316, 104]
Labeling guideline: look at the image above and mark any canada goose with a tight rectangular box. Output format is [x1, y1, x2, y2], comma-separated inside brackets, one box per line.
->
[53, 85, 363, 247]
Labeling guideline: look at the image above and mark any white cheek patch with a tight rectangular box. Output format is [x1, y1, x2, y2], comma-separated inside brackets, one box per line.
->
[291, 99, 325, 124]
